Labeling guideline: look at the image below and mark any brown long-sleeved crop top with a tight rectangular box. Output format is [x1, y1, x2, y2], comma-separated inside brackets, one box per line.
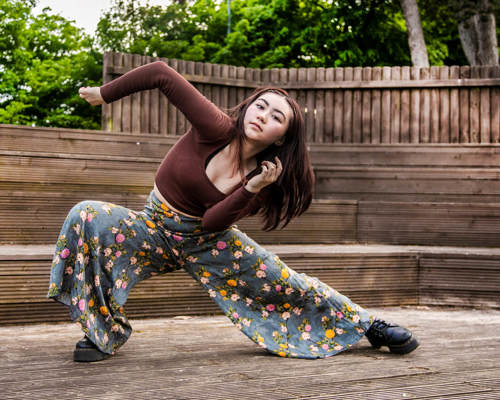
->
[100, 61, 257, 232]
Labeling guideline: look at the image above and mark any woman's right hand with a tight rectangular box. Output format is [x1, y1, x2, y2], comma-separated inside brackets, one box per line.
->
[79, 87, 104, 106]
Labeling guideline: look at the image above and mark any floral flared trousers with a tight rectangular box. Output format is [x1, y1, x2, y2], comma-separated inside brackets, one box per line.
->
[47, 191, 373, 358]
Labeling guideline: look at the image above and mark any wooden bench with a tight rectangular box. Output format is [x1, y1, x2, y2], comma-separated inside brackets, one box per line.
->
[1, 124, 499, 325]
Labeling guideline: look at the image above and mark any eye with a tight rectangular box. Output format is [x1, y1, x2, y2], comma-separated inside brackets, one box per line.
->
[256, 103, 264, 109]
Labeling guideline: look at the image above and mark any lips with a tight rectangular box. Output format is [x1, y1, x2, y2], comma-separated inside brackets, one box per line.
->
[250, 122, 263, 132]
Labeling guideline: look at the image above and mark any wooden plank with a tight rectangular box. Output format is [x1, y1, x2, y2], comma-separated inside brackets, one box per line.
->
[390, 67, 401, 143]
[111, 52, 123, 133]
[352, 67, 362, 143]
[439, 66, 450, 143]
[449, 66, 460, 143]
[314, 67, 325, 143]
[139, 55, 151, 134]
[492, 65, 500, 143]
[480, 66, 491, 143]
[381, 67, 391, 143]
[371, 67, 381, 144]
[430, 66, 440, 142]
[361, 67, 372, 143]
[334, 68, 344, 143]
[130, 54, 143, 134]
[400, 66, 410, 143]
[324, 68, 334, 143]
[459, 66, 471, 143]
[306, 68, 316, 142]
[101, 52, 113, 131]
[167, 58, 178, 135]
[297, 68, 308, 139]
[470, 66, 481, 143]
[409, 67, 421, 143]
[420, 67, 431, 143]
[221, 64, 229, 111]
[121, 53, 133, 133]
[343, 67, 353, 144]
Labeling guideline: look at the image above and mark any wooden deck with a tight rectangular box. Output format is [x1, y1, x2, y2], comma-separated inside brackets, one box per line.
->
[2, 306, 500, 399]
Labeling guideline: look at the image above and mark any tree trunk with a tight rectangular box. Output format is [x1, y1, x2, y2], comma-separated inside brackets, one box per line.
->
[400, 0, 429, 67]
[457, 0, 499, 65]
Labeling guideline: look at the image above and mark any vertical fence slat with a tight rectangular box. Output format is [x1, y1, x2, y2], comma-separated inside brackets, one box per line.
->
[352, 67, 362, 143]
[470, 66, 481, 143]
[306, 68, 317, 142]
[228, 65, 237, 108]
[288, 68, 298, 113]
[315, 68, 325, 143]
[221, 64, 230, 111]
[139, 55, 151, 134]
[131, 54, 142, 134]
[362, 67, 372, 143]
[101, 52, 113, 132]
[149, 56, 160, 135]
[400, 66, 410, 143]
[212, 63, 221, 109]
[296, 68, 307, 139]
[176, 59, 187, 135]
[112, 52, 124, 133]
[323, 68, 334, 143]
[237, 66, 246, 106]
[166, 59, 178, 135]
[381, 66, 391, 143]
[409, 67, 420, 143]
[459, 66, 470, 143]
[420, 67, 431, 143]
[335, 68, 345, 143]
[371, 67, 381, 144]
[491, 65, 500, 143]
[449, 66, 460, 143]
[430, 66, 440, 142]
[439, 66, 450, 143]
[480, 66, 491, 143]
[390, 67, 401, 143]
[121, 54, 132, 133]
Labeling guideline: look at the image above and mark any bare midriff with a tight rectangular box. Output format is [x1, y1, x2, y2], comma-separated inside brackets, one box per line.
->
[153, 183, 201, 219]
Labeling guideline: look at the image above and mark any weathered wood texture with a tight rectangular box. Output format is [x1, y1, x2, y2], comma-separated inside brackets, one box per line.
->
[1, 307, 500, 399]
[1, 244, 499, 325]
[101, 52, 500, 144]
[4, 125, 500, 247]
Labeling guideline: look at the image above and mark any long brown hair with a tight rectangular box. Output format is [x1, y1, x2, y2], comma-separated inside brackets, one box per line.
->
[229, 87, 315, 231]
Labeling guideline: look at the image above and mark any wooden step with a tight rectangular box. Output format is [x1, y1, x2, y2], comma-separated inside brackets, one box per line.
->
[1, 244, 499, 325]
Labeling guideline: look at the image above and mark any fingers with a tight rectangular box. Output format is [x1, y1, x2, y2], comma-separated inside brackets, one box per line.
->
[260, 157, 283, 183]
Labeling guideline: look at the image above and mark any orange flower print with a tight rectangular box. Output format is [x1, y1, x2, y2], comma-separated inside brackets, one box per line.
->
[146, 220, 156, 229]
[203, 271, 211, 277]
[100, 306, 109, 316]
[227, 279, 237, 287]
[325, 329, 335, 339]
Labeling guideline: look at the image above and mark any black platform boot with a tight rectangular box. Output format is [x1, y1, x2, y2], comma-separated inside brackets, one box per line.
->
[73, 336, 111, 362]
[365, 319, 419, 354]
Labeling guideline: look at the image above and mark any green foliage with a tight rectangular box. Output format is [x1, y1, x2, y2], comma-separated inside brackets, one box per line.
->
[0, 0, 101, 129]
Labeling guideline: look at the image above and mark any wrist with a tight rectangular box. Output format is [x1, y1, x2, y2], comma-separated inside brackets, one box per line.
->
[244, 182, 261, 193]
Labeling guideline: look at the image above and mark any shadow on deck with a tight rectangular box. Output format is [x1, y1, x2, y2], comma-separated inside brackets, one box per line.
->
[2, 306, 500, 400]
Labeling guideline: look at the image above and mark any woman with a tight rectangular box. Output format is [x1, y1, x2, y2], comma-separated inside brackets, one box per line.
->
[47, 61, 419, 362]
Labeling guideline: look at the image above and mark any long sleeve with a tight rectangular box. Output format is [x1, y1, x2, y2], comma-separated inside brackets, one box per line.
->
[202, 186, 257, 232]
[100, 61, 233, 141]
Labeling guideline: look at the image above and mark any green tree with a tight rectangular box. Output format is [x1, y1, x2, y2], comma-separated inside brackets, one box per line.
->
[0, 0, 102, 129]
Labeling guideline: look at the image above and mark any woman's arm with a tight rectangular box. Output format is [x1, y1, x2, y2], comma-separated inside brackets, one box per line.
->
[202, 186, 257, 232]
[84, 61, 233, 140]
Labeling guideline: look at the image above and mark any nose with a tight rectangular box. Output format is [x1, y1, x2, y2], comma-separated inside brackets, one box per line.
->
[257, 112, 267, 123]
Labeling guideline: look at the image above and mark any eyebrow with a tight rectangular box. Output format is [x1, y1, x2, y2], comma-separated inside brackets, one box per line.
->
[257, 98, 287, 120]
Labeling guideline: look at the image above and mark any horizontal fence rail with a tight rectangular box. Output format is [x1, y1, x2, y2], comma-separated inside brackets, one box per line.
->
[102, 51, 500, 144]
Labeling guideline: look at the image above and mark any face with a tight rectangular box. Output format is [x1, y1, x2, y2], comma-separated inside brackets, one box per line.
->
[243, 92, 293, 148]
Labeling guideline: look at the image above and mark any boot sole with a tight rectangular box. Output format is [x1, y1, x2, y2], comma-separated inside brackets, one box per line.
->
[388, 335, 420, 354]
[74, 347, 111, 362]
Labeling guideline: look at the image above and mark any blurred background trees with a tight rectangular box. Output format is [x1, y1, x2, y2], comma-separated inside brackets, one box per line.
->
[1, 0, 498, 129]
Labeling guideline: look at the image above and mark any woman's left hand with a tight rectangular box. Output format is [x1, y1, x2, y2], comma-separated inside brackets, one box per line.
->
[245, 157, 283, 193]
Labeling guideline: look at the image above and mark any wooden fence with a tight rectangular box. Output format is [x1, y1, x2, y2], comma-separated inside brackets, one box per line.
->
[102, 51, 500, 143]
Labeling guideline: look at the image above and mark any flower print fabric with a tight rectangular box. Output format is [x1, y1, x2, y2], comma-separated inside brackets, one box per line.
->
[48, 191, 373, 357]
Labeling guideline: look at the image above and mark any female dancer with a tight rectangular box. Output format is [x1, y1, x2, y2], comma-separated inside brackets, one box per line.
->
[47, 61, 419, 362]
